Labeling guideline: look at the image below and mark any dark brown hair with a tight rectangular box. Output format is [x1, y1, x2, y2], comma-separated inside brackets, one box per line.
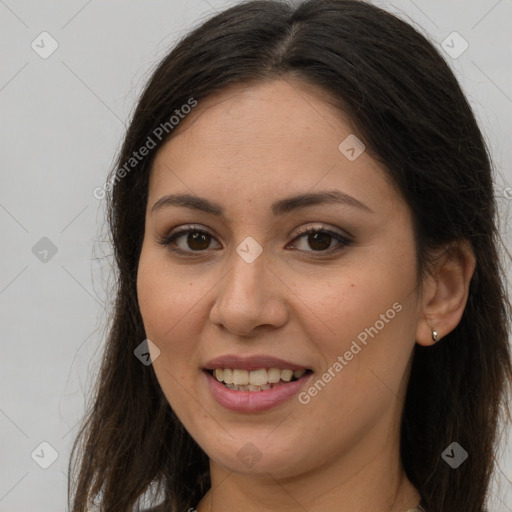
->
[68, 1, 512, 511]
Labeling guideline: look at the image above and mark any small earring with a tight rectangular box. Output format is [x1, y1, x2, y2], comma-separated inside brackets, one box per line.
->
[432, 328, 439, 343]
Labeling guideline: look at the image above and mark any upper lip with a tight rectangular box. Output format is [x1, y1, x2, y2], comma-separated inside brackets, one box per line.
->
[204, 354, 310, 371]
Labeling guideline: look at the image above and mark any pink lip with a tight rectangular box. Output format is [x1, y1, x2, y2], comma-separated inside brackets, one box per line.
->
[204, 354, 309, 371]
[204, 370, 313, 413]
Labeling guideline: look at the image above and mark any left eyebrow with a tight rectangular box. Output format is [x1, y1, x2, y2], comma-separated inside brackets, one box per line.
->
[151, 190, 374, 216]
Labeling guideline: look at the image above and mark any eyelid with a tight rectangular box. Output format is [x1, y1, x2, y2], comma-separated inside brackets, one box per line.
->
[158, 223, 353, 255]
[293, 223, 352, 239]
[163, 222, 351, 240]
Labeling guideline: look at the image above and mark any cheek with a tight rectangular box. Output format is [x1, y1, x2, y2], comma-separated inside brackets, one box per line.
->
[306, 243, 418, 386]
[136, 247, 199, 361]
[137, 252, 201, 414]
[312, 259, 415, 343]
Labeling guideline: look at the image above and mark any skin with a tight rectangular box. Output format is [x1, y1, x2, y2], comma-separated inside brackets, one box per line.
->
[136, 78, 475, 512]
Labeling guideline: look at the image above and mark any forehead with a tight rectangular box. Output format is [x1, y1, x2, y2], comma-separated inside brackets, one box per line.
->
[156, 79, 354, 164]
[149, 78, 400, 217]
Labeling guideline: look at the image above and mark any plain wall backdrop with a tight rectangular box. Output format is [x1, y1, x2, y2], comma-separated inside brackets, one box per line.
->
[1, 0, 511, 510]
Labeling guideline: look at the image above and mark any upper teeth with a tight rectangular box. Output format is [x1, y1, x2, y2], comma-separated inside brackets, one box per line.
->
[214, 368, 306, 386]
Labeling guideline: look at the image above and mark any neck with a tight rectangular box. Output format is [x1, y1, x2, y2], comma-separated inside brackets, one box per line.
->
[196, 425, 421, 512]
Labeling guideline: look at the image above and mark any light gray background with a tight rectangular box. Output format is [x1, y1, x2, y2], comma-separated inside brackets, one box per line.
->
[1, 1, 511, 510]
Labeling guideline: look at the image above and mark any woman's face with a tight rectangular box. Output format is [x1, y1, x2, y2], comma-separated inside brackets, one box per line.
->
[137, 78, 424, 480]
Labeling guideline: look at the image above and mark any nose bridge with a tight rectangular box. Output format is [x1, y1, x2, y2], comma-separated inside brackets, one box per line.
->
[224, 240, 269, 306]
[210, 238, 288, 335]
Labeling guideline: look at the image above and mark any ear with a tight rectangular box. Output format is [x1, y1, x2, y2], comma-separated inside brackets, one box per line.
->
[415, 240, 476, 346]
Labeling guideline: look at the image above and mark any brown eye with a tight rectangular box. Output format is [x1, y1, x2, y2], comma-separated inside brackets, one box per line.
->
[158, 227, 221, 253]
[159, 225, 351, 256]
[305, 232, 332, 251]
[290, 227, 351, 254]
[186, 231, 211, 250]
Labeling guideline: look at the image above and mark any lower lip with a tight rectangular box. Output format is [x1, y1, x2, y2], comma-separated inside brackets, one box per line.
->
[204, 371, 312, 412]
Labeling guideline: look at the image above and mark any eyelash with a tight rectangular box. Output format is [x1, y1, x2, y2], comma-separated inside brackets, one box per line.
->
[157, 224, 352, 257]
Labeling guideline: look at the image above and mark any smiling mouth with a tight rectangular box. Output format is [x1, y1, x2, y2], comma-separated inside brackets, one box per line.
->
[205, 367, 313, 391]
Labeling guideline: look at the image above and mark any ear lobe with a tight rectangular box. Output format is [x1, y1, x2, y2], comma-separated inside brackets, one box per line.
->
[415, 240, 476, 347]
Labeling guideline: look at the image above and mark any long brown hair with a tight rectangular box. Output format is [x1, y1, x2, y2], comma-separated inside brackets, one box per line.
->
[68, 1, 512, 511]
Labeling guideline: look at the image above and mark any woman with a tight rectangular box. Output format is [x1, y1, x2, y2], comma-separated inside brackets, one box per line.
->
[68, 1, 512, 511]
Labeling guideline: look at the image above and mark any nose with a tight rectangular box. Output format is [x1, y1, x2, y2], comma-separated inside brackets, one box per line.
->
[209, 247, 289, 337]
